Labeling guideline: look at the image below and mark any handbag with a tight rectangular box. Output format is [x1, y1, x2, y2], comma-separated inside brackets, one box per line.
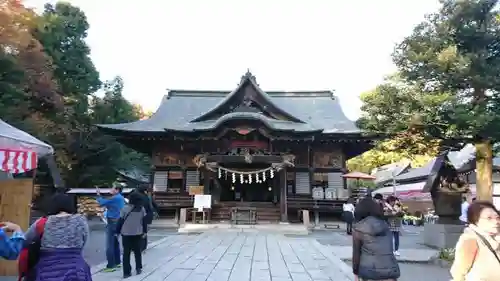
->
[472, 230, 500, 264]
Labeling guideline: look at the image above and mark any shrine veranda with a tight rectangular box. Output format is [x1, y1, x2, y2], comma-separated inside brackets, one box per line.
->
[97, 71, 376, 223]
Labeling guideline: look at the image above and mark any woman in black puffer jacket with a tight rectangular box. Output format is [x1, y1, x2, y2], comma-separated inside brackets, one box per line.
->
[352, 198, 400, 281]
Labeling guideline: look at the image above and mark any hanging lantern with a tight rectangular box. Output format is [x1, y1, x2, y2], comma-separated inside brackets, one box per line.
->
[248, 174, 252, 184]
[240, 174, 244, 184]
[232, 173, 236, 183]
[262, 171, 266, 182]
[256, 173, 260, 183]
[218, 168, 222, 178]
[270, 169, 274, 178]
[268, 186, 272, 191]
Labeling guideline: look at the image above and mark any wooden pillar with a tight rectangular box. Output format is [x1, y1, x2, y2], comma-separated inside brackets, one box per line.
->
[203, 169, 210, 195]
[280, 169, 288, 222]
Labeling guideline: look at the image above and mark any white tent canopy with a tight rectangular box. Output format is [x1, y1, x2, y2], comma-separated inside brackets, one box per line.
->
[0, 119, 53, 157]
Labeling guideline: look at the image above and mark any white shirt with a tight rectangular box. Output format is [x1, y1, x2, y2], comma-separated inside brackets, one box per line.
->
[459, 201, 470, 223]
[343, 203, 355, 213]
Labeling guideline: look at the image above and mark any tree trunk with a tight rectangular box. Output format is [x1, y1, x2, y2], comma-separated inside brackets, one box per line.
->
[475, 140, 493, 202]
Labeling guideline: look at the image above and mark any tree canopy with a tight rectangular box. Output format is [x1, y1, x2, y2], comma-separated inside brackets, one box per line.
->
[0, 1, 150, 188]
[358, 0, 500, 201]
[351, 76, 443, 174]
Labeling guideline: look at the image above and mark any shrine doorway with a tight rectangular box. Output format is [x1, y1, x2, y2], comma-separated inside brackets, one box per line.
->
[216, 163, 279, 203]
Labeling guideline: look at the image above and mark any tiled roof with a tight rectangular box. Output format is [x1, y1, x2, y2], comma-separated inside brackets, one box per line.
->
[96, 73, 361, 135]
[372, 160, 411, 185]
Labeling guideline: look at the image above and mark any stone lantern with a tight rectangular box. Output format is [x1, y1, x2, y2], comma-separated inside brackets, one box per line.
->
[422, 151, 468, 248]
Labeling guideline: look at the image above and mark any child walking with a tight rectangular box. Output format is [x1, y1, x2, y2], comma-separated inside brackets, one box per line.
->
[116, 192, 147, 278]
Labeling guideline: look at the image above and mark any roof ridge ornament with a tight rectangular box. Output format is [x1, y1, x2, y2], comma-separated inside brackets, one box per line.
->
[240, 69, 258, 86]
[330, 90, 336, 100]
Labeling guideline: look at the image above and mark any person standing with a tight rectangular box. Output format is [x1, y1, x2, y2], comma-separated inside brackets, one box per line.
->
[97, 185, 125, 272]
[24, 193, 91, 281]
[116, 192, 147, 278]
[352, 197, 400, 281]
[451, 201, 500, 281]
[133, 186, 156, 252]
[459, 193, 473, 225]
[0, 222, 24, 260]
[342, 197, 355, 235]
[385, 196, 403, 256]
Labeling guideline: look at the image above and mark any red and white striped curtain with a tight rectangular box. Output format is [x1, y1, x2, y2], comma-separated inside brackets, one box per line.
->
[0, 149, 37, 174]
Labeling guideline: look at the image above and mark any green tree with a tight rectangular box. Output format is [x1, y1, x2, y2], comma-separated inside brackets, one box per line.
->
[392, 0, 500, 201]
[354, 76, 445, 173]
[347, 140, 437, 174]
[30, 3, 149, 188]
[32, 2, 101, 185]
[0, 0, 62, 141]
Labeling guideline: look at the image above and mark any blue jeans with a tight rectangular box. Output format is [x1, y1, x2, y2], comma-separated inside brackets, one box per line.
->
[106, 219, 121, 268]
[392, 231, 400, 251]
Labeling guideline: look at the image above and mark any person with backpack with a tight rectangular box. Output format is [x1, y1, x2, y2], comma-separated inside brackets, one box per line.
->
[22, 193, 91, 281]
[0, 222, 24, 260]
[116, 192, 147, 278]
[132, 186, 155, 252]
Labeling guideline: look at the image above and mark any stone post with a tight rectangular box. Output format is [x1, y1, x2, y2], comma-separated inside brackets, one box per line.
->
[280, 169, 288, 222]
[179, 208, 187, 226]
[302, 210, 310, 227]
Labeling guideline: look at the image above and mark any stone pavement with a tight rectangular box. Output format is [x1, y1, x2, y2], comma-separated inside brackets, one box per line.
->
[311, 226, 439, 262]
[92, 232, 354, 281]
[325, 245, 438, 263]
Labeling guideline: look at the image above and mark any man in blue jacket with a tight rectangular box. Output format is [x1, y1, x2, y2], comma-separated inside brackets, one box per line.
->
[97, 185, 125, 272]
[0, 222, 24, 260]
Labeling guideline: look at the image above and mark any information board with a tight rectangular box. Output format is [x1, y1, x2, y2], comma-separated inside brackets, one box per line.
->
[194, 194, 212, 211]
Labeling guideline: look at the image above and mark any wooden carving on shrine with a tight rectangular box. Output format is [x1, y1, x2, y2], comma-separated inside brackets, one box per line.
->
[313, 150, 343, 168]
[294, 150, 308, 166]
[153, 150, 185, 167]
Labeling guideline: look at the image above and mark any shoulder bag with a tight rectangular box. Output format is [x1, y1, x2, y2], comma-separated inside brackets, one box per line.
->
[472, 230, 500, 264]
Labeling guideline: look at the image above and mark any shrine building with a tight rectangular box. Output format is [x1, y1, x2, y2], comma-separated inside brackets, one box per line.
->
[96, 71, 375, 223]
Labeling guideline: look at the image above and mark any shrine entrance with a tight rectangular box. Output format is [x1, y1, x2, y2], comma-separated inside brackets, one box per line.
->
[217, 163, 278, 202]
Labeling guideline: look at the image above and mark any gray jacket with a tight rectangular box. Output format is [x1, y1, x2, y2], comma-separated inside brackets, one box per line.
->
[352, 216, 400, 280]
[117, 205, 147, 236]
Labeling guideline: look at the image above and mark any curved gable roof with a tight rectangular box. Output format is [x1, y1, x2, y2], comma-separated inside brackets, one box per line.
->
[191, 71, 304, 123]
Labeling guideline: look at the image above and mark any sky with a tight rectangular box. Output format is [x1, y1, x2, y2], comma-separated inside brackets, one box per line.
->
[23, 0, 441, 120]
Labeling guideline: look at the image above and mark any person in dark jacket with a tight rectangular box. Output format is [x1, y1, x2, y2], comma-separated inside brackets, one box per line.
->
[133, 186, 155, 251]
[352, 198, 400, 281]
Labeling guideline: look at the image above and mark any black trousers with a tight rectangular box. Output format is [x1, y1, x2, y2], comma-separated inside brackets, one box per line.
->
[141, 234, 147, 252]
[141, 224, 150, 252]
[122, 235, 143, 275]
[346, 222, 353, 234]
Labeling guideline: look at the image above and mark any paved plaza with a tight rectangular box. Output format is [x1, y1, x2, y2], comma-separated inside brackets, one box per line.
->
[92, 232, 354, 281]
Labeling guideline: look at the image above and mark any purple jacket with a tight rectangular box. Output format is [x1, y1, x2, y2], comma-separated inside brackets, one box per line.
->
[35, 248, 91, 281]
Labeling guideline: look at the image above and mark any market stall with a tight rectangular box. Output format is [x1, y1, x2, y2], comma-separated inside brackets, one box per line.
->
[342, 171, 376, 199]
[66, 187, 134, 218]
[0, 119, 53, 275]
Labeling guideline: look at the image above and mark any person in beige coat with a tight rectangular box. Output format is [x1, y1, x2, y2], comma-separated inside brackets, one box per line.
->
[451, 201, 500, 281]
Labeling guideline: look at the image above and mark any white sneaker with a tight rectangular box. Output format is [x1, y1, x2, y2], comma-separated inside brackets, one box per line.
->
[393, 251, 400, 256]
